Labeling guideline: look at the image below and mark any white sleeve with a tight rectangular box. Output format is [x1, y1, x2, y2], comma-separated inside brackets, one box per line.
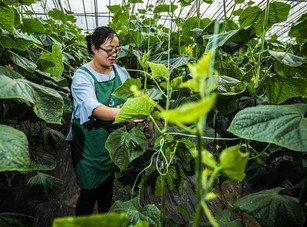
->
[71, 69, 101, 124]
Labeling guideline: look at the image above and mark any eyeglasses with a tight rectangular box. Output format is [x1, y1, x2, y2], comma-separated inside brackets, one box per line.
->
[99, 47, 120, 56]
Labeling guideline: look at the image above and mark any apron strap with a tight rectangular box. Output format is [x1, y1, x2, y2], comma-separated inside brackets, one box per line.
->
[79, 66, 98, 82]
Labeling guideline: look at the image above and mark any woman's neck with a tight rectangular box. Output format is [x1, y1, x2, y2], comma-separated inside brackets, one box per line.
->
[89, 60, 112, 75]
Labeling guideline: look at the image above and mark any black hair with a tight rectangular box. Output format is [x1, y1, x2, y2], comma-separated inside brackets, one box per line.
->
[86, 26, 118, 54]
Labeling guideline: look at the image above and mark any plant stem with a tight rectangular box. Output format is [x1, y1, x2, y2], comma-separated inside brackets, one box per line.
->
[255, 0, 270, 88]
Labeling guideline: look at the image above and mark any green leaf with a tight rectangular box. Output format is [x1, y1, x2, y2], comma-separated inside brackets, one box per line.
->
[219, 145, 249, 181]
[234, 188, 305, 227]
[269, 50, 305, 67]
[0, 213, 34, 227]
[201, 150, 217, 169]
[239, 6, 262, 28]
[0, 6, 15, 33]
[7, 50, 37, 72]
[29, 152, 56, 171]
[112, 78, 142, 100]
[0, 75, 64, 124]
[38, 44, 64, 79]
[111, 198, 160, 227]
[114, 96, 155, 124]
[27, 172, 65, 202]
[160, 94, 216, 125]
[289, 14, 307, 44]
[47, 8, 76, 23]
[155, 165, 187, 196]
[106, 126, 148, 171]
[21, 18, 46, 33]
[265, 75, 307, 104]
[43, 127, 66, 145]
[227, 104, 307, 152]
[160, 56, 194, 72]
[147, 61, 170, 80]
[203, 30, 239, 53]
[153, 3, 178, 13]
[268, 2, 290, 28]
[53, 213, 129, 227]
[0, 30, 40, 51]
[0, 125, 31, 172]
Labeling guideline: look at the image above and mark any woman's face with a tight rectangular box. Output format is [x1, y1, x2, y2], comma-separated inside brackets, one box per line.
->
[92, 36, 120, 69]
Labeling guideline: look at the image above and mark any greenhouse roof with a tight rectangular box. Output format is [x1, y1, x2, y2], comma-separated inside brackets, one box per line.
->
[28, 0, 307, 42]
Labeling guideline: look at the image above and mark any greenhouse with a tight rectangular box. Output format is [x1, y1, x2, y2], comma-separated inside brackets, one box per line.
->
[0, 0, 306, 226]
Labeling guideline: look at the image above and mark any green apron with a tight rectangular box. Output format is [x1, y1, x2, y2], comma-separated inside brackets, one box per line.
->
[71, 66, 124, 189]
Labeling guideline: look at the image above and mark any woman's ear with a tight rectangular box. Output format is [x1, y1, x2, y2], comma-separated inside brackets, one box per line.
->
[91, 44, 97, 54]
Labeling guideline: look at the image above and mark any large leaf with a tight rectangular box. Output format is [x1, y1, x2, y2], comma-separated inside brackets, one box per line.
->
[27, 172, 65, 202]
[0, 75, 63, 124]
[111, 197, 160, 227]
[265, 75, 307, 104]
[112, 78, 142, 100]
[114, 96, 156, 124]
[38, 43, 64, 79]
[7, 50, 37, 72]
[21, 18, 46, 33]
[227, 104, 307, 152]
[29, 152, 56, 171]
[239, 6, 262, 28]
[269, 50, 306, 67]
[267, 2, 290, 28]
[0, 213, 34, 227]
[203, 30, 238, 53]
[0, 30, 41, 51]
[0, 6, 15, 33]
[53, 213, 129, 227]
[234, 188, 305, 227]
[0, 125, 31, 172]
[106, 126, 148, 171]
[288, 13, 307, 44]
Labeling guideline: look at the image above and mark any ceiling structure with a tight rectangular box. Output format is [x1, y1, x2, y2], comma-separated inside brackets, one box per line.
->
[28, 0, 307, 42]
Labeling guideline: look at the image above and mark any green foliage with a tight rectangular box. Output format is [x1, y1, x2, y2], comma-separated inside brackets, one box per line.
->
[110, 198, 160, 227]
[53, 213, 130, 227]
[228, 104, 307, 152]
[234, 188, 305, 227]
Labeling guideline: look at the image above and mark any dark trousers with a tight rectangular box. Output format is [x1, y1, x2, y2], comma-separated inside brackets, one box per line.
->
[75, 176, 114, 216]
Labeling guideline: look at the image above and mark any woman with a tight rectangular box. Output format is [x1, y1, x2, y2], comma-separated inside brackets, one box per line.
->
[68, 26, 130, 215]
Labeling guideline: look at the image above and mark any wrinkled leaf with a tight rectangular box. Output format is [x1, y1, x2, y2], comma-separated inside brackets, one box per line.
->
[111, 197, 160, 227]
[228, 104, 307, 152]
[27, 172, 65, 202]
[7, 50, 37, 72]
[114, 96, 155, 124]
[106, 126, 148, 171]
[234, 188, 305, 227]
[0, 75, 63, 124]
[0, 125, 31, 172]
[29, 152, 56, 171]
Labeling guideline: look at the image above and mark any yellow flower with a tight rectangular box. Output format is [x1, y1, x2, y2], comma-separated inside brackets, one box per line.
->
[251, 75, 256, 84]
[185, 45, 193, 55]
[5, 64, 13, 70]
[215, 144, 221, 150]
[230, 86, 236, 92]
